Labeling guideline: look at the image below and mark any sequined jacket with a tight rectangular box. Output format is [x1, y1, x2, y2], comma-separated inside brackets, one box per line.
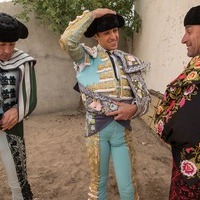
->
[60, 10, 150, 136]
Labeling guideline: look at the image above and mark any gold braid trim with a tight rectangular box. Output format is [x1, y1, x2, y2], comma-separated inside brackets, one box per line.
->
[86, 134, 100, 200]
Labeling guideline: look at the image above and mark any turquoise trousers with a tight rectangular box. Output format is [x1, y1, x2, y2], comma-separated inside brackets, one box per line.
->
[86, 121, 136, 200]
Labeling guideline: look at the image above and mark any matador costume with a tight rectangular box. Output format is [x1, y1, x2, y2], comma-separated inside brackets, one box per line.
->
[0, 12, 37, 200]
[60, 10, 150, 200]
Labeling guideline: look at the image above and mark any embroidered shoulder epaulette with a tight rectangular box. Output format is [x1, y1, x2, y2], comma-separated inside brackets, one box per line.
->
[81, 43, 98, 58]
[114, 50, 150, 73]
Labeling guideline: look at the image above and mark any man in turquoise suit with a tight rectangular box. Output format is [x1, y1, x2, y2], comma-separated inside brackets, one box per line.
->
[60, 8, 150, 200]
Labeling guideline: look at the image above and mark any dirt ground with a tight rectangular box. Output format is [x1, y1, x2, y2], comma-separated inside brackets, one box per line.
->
[0, 112, 172, 200]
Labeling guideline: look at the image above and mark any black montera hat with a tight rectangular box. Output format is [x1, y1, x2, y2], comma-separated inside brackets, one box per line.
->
[0, 12, 28, 42]
[184, 5, 200, 26]
[84, 13, 125, 38]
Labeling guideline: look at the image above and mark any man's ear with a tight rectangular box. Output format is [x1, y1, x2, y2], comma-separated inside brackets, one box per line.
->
[94, 34, 98, 41]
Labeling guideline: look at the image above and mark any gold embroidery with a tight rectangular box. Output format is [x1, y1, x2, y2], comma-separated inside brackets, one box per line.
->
[88, 81, 116, 92]
[99, 71, 114, 79]
[86, 48, 134, 99]
[97, 61, 112, 71]
[121, 78, 130, 86]
[85, 54, 90, 65]
[86, 134, 100, 200]
[59, 11, 93, 53]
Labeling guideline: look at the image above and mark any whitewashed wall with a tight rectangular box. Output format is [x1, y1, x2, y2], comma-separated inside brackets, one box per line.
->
[134, 0, 200, 94]
[2, 1, 200, 113]
[0, 2, 80, 114]
[0, 2, 129, 114]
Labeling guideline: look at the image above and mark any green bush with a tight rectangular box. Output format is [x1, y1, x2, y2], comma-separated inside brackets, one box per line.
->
[13, 0, 141, 37]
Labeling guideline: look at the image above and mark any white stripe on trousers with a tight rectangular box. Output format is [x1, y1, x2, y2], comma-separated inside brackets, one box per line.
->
[0, 131, 23, 200]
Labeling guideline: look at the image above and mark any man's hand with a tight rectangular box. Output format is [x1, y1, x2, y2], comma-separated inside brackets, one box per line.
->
[91, 8, 116, 19]
[0, 107, 18, 131]
[106, 102, 138, 121]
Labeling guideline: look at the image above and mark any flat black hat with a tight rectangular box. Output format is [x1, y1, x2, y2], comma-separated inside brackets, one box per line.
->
[84, 13, 125, 38]
[184, 5, 200, 26]
[0, 12, 28, 42]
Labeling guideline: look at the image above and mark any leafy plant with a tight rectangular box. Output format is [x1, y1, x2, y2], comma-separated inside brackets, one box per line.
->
[13, 0, 141, 37]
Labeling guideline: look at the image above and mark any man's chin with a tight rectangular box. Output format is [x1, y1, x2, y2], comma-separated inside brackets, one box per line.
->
[110, 45, 118, 51]
[187, 52, 196, 57]
[0, 56, 11, 61]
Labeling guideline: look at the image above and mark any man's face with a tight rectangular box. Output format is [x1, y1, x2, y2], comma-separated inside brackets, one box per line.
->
[0, 42, 16, 61]
[94, 28, 119, 51]
[181, 25, 200, 57]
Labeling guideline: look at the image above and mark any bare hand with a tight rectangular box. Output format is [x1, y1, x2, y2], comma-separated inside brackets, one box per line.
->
[91, 8, 116, 19]
[0, 108, 18, 131]
[106, 102, 138, 121]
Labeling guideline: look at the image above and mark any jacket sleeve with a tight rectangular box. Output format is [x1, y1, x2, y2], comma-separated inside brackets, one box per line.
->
[59, 10, 94, 63]
[18, 61, 37, 121]
[25, 61, 37, 116]
[129, 70, 151, 118]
